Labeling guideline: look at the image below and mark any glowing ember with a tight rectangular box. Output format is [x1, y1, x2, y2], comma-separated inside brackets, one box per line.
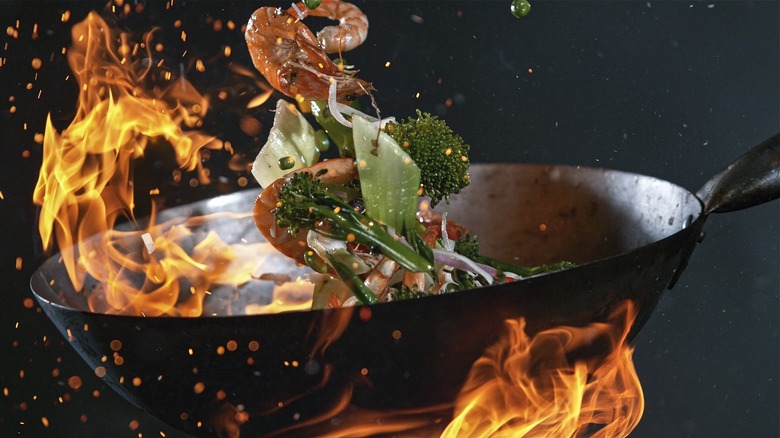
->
[32, 12, 306, 316]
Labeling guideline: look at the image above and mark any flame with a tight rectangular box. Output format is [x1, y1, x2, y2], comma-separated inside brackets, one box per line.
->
[33, 11, 646, 437]
[267, 301, 643, 437]
[442, 301, 643, 437]
[33, 12, 298, 316]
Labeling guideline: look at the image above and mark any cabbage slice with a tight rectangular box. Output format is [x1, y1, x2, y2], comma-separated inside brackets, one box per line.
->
[352, 116, 420, 235]
[251, 100, 320, 188]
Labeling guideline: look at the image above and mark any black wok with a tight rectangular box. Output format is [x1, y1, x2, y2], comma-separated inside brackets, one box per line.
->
[30, 134, 779, 436]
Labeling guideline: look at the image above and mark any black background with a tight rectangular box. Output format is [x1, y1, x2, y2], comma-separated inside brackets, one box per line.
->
[1, 1, 777, 437]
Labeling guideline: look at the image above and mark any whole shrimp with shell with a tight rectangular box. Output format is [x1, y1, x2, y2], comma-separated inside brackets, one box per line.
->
[244, 0, 372, 103]
[253, 157, 358, 265]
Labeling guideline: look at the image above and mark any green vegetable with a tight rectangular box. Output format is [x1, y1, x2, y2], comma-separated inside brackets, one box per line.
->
[252, 100, 320, 187]
[353, 116, 421, 235]
[274, 171, 433, 276]
[384, 110, 471, 206]
[390, 286, 429, 301]
[328, 255, 378, 305]
[311, 101, 355, 158]
[511, 0, 531, 18]
[278, 156, 296, 170]
[314, 129, 331, 152]
[303, 0, 322, 10]
[311, 276, 351, 309]
[454, 233, 575, 277]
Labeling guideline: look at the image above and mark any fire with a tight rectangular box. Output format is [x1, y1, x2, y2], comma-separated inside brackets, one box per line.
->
[273, 301, 643, 437]
[32, 12, 297, 316]
[32, 10, 645, 437]
[442, 302, 643, 437]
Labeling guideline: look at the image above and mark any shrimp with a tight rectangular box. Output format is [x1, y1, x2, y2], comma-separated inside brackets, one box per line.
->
[244, 0, 372, 103]
[294, 0, 368, 54]
[418, 209, 470, 241]
[253, 158, 357, 264]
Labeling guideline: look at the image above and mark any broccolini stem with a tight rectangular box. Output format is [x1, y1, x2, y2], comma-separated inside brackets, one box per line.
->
[328, 255, 379, 305]
[308, 205, 433, 273]
[473, 255, 574, 277]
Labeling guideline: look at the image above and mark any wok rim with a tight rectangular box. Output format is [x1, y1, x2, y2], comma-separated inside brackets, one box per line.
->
[30, 162, 707, 320]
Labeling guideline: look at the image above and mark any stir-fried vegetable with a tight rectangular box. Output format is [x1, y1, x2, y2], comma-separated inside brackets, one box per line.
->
[252, 100, 321, 187]
[274, 171, 432, 274]
[384, 111, 471, 206]
[252, 97, 572, 308]
[454, 233, 576, 278]
[353, 116, 421, 234]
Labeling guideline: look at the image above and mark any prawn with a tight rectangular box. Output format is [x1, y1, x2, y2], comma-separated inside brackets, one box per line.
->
[294, 0, 368, 54]
[253, 158, 357, 264]
[244, 0, 372, 103]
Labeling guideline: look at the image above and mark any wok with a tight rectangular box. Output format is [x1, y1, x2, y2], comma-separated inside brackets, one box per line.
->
[31, 134, 779, 436]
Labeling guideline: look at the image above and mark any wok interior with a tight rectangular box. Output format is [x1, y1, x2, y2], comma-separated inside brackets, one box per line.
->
[442, 164, 702, 266]
[32, 163, 702, 312]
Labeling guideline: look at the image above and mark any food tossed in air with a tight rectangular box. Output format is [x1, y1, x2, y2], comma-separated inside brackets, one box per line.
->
[250, 100, 573, 309]
[246, 0, 572, 309]
[245, 0, 373, 103]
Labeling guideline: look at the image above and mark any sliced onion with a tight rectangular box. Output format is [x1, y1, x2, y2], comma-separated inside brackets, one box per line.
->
[440, 212, 455, 252]
[342, 296, 360, 307]
[503, 271, 522, 280]
[289, 2, 305, 20]
[328, 80, 352, 128]
[327, 82, 395, 129]
[432, 248, 495, 284]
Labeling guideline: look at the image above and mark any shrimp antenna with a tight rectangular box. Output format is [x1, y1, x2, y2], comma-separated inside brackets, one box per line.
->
[357, 81, 384, 146]
[359, 82, 381, 125]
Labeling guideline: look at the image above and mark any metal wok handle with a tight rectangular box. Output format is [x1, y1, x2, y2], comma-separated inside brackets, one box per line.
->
[696, 133, 780, 215]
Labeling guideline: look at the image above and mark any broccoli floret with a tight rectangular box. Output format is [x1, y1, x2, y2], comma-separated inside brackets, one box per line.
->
[453, 233, 480, 260]
[275, 172, 433, 303]
[390, 285, 430, 302]
[384, 111, 470, 206]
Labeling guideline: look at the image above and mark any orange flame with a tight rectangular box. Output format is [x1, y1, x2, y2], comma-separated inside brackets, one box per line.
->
[32, 12, 293, 316]
[273, 302, 643, 437]
[33, 11, 645, 437]
[443, 301, 643, 437]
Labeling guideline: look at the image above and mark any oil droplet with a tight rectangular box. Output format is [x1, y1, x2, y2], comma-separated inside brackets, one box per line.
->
[278, 156, 296, 170]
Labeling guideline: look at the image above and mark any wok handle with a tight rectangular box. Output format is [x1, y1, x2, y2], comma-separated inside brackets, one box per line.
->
[696, 133, 780, 215]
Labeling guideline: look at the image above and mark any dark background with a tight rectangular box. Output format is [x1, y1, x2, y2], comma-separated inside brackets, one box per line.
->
[1, 1, 777, 437]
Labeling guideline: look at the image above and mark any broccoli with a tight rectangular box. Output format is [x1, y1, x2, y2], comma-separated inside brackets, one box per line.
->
[275, 171, 433, 303]
[390, 286, 430, 301]
[453, 233, 480, 260]
[384, 111, 471, 206]
[454, 233, 575, 278]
